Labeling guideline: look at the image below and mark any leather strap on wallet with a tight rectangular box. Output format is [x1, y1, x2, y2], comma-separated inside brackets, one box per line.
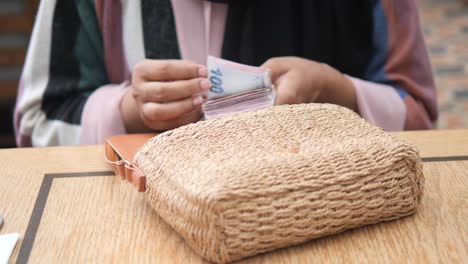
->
[105, 134, 156, 192]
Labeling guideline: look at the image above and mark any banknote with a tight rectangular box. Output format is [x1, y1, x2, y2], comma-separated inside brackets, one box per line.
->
[203, 56, 275, 119]
[203, 88, 275, 119]
[206, 56, 272, 100]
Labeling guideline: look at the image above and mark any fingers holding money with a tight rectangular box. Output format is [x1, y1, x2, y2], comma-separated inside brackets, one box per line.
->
[261, 57, 337, 106]
[132, 59, 210, 103]
[125, 59, 211, 132]
[273, 72, 307, 105]
[134, 59, 207, 82]
[137, 78, 211, 103]
[142, 96, 203, 122]
[261, 57, 295, 81]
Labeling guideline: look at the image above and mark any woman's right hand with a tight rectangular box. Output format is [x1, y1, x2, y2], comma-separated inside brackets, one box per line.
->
[121, 60, 210, 132]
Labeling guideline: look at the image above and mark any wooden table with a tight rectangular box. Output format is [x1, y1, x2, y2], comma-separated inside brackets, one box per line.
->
[1, 130, 467, 263]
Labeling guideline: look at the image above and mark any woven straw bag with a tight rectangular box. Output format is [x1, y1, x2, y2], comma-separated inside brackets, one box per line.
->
[133, 104, 424, 263]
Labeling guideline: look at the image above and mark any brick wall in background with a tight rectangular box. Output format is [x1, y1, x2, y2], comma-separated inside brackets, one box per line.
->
[0, 0, 38, 148]
[420, 0, 468, 129]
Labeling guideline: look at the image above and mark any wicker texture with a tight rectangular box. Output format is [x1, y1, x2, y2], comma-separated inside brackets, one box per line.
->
[134, 104, 424, 263]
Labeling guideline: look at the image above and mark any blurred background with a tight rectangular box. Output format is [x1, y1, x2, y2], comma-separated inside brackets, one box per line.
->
[0, 0, 467, 148]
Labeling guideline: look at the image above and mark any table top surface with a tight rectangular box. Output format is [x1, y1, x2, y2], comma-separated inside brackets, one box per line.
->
[1, 129, 467, 263]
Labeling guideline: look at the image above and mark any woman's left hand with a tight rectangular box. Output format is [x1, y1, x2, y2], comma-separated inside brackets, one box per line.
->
[261, 57, 358, 111]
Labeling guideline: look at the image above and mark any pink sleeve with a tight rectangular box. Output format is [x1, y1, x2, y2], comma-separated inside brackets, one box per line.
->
[349, 76, 406, 131]
[382, 0, 437, 129]
[80, 83, 129, 145]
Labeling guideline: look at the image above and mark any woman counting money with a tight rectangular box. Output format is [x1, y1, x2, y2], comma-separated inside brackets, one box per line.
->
[15, 0, 437, 146]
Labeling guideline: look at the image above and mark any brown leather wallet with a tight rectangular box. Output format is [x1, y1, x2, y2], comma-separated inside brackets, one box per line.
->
[105, 133, 156, 192]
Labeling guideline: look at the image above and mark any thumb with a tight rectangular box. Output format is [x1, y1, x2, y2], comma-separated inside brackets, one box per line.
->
[261, 57, 293, 82]
[273, 72, 301, 105]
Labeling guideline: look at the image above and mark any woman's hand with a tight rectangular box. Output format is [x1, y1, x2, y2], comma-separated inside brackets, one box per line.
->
[121, 60, 210, 132]
[262, 57, 357, 111]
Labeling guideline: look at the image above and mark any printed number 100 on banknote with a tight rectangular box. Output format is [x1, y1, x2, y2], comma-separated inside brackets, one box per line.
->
[206, 56, 273, 100]
[209, 67, 224, 94]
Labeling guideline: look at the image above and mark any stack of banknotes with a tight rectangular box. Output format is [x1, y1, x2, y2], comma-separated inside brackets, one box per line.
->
[202, 56, 276, 120]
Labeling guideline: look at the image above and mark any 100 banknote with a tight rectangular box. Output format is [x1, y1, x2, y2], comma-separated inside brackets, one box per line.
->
[206, 56, 273, 100]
